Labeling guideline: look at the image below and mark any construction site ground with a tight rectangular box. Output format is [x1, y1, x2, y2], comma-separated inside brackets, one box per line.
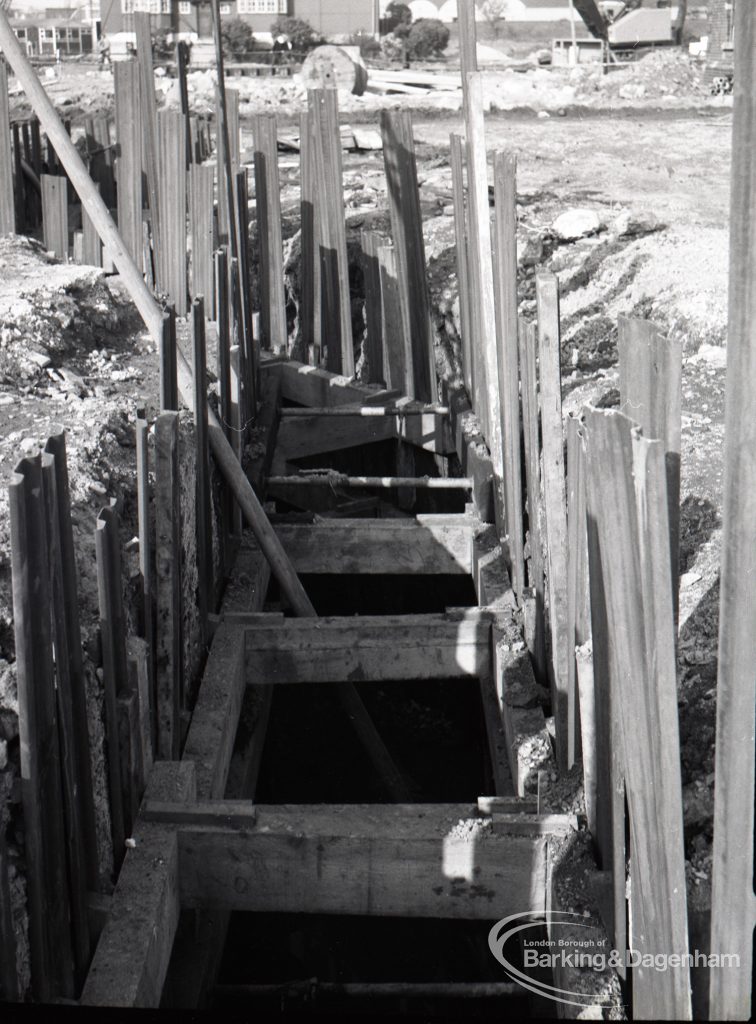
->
[0, 50, 728, 994]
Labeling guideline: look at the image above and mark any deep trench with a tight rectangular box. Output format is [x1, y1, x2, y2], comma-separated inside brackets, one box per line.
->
[162, 421, 547, 1016]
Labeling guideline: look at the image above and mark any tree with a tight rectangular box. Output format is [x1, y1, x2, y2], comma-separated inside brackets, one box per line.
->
[221, 16, 255, 58]
[384, 1, 412, 37]
[270, 16, 323, 53]
[406, 18, 450, 58]
[479, 0, 508, 39]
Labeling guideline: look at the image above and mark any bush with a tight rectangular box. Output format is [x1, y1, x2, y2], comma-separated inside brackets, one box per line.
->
[381, 34, 405, 62]
[348, 30, 381, 60]
[221, 17, 256, 58]
[406, 18, 449, 58]
[151, 28, 173, 61]
[270, 16, 323, 52]
[384, 1, 412, 32]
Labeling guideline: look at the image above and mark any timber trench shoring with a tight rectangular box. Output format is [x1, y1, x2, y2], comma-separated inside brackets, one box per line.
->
[0, 1, 754, 1019]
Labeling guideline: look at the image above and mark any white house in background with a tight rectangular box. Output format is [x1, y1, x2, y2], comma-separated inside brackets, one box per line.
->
[385, 0, 583, 26]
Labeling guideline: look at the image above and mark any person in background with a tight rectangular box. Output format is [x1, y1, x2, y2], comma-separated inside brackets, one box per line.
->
[97, 32, 111, 68]
[272, 32, 292, 66]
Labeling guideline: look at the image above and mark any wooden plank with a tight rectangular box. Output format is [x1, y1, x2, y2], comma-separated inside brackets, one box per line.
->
[117, 690, 143, 836]
[80, 763, 194, 1008]
[155, 411, 182, 760]
[114, 60, 142, 267]
[709, 6, 756, 1017]
[479, 668, 514, 796]
[9, 456, 74, 1001]
[175, 40, 192, 166]
[492, 149, 524, 599]
[42, 432, 98, 890]
[215, 83, 239, 247]
[244, 613, 493, 683]
[253, 113, 287, 352]
[134, 12, 160, 269]
[360, 228, 385, 385]
[583, 409, 690, 1020]
[88, 116, 115, 211]
[178, 804, 548, 920]
[0, 57, 15, 234]
[141, 800, 257, 828]
[518, 318, 546, 680]
[299, 109, 318, 362]
[308, 88, 353, 375]
[157, 109, 187, 316]
[465, 73, 502, 482]
[235, 167, 257, 417]
[126, 636, 154, 784]
[274, 358, 399, 409]
[182, 622, 247, 799]
[40, 450, 91, 986]
[381, 110, 435, 402]
[41, 173, 68, 259]
[273, 519, 472, 575]
[565, 414, 589, 770]
[95, 505, 129, 861]
[192, 298, 212, 642]
[450, 133, 472, 398]
[82, 188, 102, 268]
[189, 163, 215, 309]
[276, 413, 395, 462]
[135, 409, 155, 754]
[159, 306, 178, 412]
[535, 272, 570, 769]
[617, 316, 681, 621]
[472, 522, 513, 610]
[377, 241, 412, 396]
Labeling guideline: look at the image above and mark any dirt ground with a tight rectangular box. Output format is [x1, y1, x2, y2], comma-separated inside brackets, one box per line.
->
[0, 49, 732, 996]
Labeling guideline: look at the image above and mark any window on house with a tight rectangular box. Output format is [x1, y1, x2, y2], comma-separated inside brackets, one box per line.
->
[219, 2, 231, 12]
[237, 0, 286, 13]
[121, 0, 134, 12]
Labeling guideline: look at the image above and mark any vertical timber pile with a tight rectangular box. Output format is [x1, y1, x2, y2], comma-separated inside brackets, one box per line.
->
[380, 110, 435, 402]
[253, 113, 287, 352]
[709, 2, 756, 1017]
[134, 12, 160, 280]
[0, 56, 15, 235]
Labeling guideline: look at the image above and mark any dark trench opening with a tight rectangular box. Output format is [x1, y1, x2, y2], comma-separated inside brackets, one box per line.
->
[254, 676, 492, 805]
[212, 913, 535, 1018]
[266, 573, 478, 616]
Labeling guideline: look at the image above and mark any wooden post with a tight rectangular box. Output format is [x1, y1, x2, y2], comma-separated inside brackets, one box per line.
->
[135, 408, 156, 755]
[12, 122, 24, 233]
[492, 149, 524, 599]
[235, 167, 257, 416]
[565, 414, 589, 769]
[360, 229, 385, 385]
[86, 116, 115, 212]
[518, 319, 546, 681]
[41, 173, 68, 259]
[157, 109, 188, 316]
[155, 411, 182, 760]
[134, 12, 160, 273]
[535, 272, 570, 769]
[709, 3, 756, 1016]
[42, 432, 98, 890]
[583, 409, 691, 1020]
[189, 163, 215, 311]
[114, 60, 142, 267]
[0, 57, 15, 235]
[82, 184, 102, 268]
[95, 505, 129, 856]
[192, 298, 212, 642]
[9, 455, 75, 1001]
[457, 0, 478, 108]
[381, 110, 435, 403]
[617, 315, 681, 621]
[159, 306, 179, 413]
[377, 241, 411, 395]
[308, 88, 353, 376]
[175, 40, 193, 167]
[299, 109, 319, 364]
[450, 133, 472, 398]
[215, 83, 239, 248]
[253, 113, 287, 353]
[40, 452, 91, 986]
[464, 73, 502, 480]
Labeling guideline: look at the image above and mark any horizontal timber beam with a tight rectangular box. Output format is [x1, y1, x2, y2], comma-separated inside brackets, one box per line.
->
[176, 803, 548, 920]
[271, 358, 401, 408]
[275, 413, 454, 462]
[245, 612, 495, 683]
[273, 518, 473, 575]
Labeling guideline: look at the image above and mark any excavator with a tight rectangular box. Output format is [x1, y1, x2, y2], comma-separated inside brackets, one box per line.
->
[572, 0, 686, 57]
